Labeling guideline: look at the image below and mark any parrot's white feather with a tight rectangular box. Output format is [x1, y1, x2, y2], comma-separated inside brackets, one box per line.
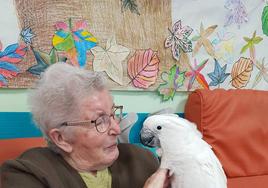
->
[140, 114, 227, 188]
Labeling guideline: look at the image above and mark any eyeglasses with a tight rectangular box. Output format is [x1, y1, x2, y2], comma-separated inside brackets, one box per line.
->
[61, 105, 123, 133]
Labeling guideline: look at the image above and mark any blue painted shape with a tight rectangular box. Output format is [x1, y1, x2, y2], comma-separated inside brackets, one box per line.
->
[129, 113, 148, 143]
[0, 112, 42, 139]
[0, 112, 184, 140]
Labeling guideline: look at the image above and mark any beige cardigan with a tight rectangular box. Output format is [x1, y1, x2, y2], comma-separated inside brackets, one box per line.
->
[0, 143, 159, 188]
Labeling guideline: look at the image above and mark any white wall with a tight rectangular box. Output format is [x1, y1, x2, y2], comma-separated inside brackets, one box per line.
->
[0, 89, 189, 113]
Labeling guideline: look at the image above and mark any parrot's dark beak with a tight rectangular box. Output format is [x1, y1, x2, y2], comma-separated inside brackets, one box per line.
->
[140, 129, 157, 147]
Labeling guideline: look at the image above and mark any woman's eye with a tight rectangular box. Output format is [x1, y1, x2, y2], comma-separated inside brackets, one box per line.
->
[95, 118, 104, 126]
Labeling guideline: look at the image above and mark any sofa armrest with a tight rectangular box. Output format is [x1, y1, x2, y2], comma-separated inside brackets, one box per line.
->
[185, 89, 268, 178]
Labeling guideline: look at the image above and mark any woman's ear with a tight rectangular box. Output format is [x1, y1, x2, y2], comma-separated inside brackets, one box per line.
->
[48, 128, 73, 153]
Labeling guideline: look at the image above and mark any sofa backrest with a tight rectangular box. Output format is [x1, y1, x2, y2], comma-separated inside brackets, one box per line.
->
[0, 112, 46, 164]
[0, 138, 46, 164]
[0, 112, 183, 164]
[185, 89, 268, 178]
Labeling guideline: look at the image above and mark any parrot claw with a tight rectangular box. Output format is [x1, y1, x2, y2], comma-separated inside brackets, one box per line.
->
[168, 168, 174, 177]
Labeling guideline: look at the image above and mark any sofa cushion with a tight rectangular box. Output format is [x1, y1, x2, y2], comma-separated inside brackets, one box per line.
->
[184, 89, 268, 178]
[0, 137, 46, 165]
[228, 174, 268, 188]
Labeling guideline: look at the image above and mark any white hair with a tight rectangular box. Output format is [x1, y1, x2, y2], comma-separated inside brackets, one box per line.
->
[28, 63, 106, 150]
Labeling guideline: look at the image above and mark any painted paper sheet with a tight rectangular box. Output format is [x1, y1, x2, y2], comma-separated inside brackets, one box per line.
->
[170, 0, 268, 92]
[0, 0, 172, 90]
[1, 0, 268, 97]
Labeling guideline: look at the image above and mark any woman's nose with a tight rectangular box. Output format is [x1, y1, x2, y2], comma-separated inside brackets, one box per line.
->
[108, 118, 121, 135]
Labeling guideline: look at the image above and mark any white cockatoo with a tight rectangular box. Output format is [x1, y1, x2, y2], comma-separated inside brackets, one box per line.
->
[140, 114, 227, 188]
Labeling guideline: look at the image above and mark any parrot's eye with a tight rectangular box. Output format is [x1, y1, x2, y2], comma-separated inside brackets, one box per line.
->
[157, 126, 162, 130]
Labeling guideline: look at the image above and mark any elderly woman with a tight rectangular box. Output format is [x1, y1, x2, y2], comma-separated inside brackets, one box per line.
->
[0, 63, 169, 188]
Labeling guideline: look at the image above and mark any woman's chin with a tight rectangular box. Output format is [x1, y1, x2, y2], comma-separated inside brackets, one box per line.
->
[104, 145, 119, 163]
[110, 145, 119, 160]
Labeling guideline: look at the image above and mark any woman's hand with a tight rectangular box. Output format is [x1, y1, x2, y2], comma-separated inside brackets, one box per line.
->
[143, 168, 171, 188]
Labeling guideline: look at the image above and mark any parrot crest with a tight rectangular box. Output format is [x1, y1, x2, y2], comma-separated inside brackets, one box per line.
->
[140, 114, 202, 148]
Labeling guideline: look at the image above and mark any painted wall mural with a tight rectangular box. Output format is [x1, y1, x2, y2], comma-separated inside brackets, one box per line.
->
[0, 0, 268, 101]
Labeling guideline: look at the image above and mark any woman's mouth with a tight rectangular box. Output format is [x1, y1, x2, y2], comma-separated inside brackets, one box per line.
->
[105, 143, 117, 150]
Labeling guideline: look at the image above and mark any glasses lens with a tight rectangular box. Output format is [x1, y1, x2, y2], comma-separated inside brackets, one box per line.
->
[95, 115, 110, 133]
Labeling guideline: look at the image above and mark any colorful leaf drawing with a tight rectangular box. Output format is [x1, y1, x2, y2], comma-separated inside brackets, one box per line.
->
[214, 41, 235, 64]
[185, 58, 209, 90]
[231, 57, 253, 88]
[27, 47, 59, 75]
[157, 65, 185, 101]
[252, 58, 268, 88]
[208, 59, 230, 87]
[121, 0, 140, 15]
[0, 43, 27, 64]
[52, 18, 97, 67]
[212, 29, 235, 64]
[212, 29, 235, 46]
[240, 31, 263, 64]
[91, 37, 130, 85]
[192, 23, 217, 58]
[0, 41, 27, 87]
[262, 5, 268, 36]
[20, 27, 35, 45]
[127, 49, 160, 89]
[224, 0, 248, 28]
[165, 20, 193, 61]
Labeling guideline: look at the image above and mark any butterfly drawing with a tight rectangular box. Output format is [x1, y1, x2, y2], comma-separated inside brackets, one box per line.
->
[165, 20, 193, 61]
[0, 41, 27, 87]
[52, 18, 97, 67]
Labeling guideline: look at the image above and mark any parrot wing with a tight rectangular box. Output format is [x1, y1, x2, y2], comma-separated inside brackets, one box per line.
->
[195, 149, 227, 188]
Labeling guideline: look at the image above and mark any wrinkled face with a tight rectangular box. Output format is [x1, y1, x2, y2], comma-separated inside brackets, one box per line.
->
[67, 89, 121, 170]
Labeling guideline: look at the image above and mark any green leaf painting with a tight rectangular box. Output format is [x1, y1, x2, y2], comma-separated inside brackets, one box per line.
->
[262, 5, 268, 36]
[157, 65, 185, 101]
[240, 31, 263, 63]
[27, 47, 59, 75]
[121, 0, 140, 15]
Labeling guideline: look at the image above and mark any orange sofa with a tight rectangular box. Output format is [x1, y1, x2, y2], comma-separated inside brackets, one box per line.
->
[185, 89, 268, 188]
[0, 137, 46, 165]
[1, 89, 268, 188]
